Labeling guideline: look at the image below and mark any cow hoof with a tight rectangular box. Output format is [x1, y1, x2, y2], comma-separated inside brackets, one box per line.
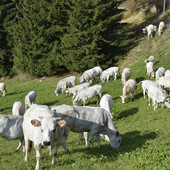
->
[14, 149, 18, 153]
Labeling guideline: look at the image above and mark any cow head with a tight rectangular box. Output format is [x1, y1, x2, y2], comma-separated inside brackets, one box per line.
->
[55, 89, 60, 96]
[107, 131, 123, 148]
[120, 95, 127, 104]
[31, 117, 66, 146]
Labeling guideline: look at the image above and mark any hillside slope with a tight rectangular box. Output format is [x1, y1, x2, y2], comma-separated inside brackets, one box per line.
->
[0, 14, 169, 170]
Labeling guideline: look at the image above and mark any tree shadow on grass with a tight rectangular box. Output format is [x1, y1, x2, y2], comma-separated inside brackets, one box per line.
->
[0, 107, 12, 112]
[40, 100, 59, 106]
[116, 107, 139, 120]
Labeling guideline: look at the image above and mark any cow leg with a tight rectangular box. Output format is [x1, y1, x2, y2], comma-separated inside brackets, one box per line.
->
[34, 144, 41, 170]
[148, 97, 151, 106]
[24, 136, 30, 162]
[143, 89, 146, 99]
[97, 95, 100, 104]
[96, 134, 101, 148]
[62, 130, 70, 153]
[87, 131, 97, 149]
[84, 132, 89, 146]
[114, 73, 117, 80]
[14, 139, 22, 153]
[51, 145, 59, 166]
[77, 133, 83, 145]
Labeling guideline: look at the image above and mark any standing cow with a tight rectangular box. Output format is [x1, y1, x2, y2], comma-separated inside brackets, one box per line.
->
[23, 104, 68, 170]
[51, 104, 122, 150]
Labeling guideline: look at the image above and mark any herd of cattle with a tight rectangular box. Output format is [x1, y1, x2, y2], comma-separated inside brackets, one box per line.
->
[0, 21, 169, 169]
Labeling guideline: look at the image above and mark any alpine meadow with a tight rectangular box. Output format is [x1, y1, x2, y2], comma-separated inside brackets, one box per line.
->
[0, 0, 170, 170]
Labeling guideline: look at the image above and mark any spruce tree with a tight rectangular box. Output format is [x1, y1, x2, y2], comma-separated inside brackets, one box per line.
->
[9, 0, 69, 77]
[0, 0, 16, 77]
[61, 0, 132, 72]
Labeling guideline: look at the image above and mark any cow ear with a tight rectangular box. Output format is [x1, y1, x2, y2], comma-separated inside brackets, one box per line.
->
[31, 119, 41, 127]
[58, 120, 67, 127]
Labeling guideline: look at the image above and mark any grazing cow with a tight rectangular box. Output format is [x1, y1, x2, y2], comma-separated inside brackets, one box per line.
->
[144, 56, 155, 64]
[0, 115, 24, 153]
[55, 76, 77, 96]
[79, 68, 97, 84]
[121, 68, 131, 86]
[156, 76, 170, 89]
[147, 85, 168, 110]
[142, 24, 157, 39]
[73, 85, 103, 106]
[158, 21, 165, 36]
[120, 79, 137, 103]
[165, 70, 170, 77]
[51, 104, 122, 150]
[93, 66, 103, 81]
[65, 82, 90, 100]
[162, 97, 170, 108]
[0, 82, 6, 97]
[25, 91, 36, 110]
[100, 67, 120, 82]
[137, 80, 162, 99]
[155, 67, 165, 81]
[23, 104, 68, 170]
[146, 62, 154, 78]
[100, 94, 113, 119]
[12, 101, 25, 116]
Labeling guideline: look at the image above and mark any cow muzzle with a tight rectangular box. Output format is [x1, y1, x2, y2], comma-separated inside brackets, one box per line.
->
[43, 141, 51, 146]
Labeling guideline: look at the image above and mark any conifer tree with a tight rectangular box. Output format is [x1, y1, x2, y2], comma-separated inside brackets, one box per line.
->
[61, 0, 132, 72]
[9, 0, 69, 76]
[0, 0, 16, 76]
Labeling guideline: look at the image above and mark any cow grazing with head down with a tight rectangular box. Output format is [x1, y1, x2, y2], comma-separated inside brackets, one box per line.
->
[51, 104, 122, 150]
[0, 115, 24, 153]
[23, 104, 68, 170]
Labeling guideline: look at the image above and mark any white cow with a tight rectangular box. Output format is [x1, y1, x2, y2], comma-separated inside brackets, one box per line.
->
[137, 80, 162, 99]
[93, 66, 103, 80]
[12, 101, 25, 116]
[51, 104, 122, 150]
[99, 94, 113, 119]
[158, 21, 165, 36]
[55, 76, 77, 96]
[161, 97, 170, 108]
[147, 85, 168, 110]
[120, 79, 137, 103]
[142, 24, 157, 39]
[146, 61, 154, 78]
[155, 67, 165, 81]
[0, 115, 24, 153]
[65, 82, 90, 100]
[156, 76, 170, 89]
[23, 104, 68, 170]
[100, 67, 120, 82]
[73, 85, 103, 106]
[165, 70, 170, 77]
[25, 91, 36, 110]
[121, 68, 131, 86]
[144, 56, 155, 64]
[79, 68, 97, 84]
[0, 82, 6, 97]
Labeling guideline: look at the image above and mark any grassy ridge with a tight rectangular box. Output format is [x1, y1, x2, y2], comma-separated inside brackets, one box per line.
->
[0, 25, 170, 170]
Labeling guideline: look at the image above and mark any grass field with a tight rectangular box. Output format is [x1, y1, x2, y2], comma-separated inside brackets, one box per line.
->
[0, 21, 170, 170]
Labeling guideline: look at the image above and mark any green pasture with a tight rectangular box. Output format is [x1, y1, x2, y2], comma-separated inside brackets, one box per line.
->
[0, 25, 170, 170]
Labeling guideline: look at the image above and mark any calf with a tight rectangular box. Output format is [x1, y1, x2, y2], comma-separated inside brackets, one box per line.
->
[0, 115, 24, 153]
[158, 21, 165, 36]
[120, 79, 137, 103]
[73, 85, 103, 106]
[23, 104, 67, 170]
